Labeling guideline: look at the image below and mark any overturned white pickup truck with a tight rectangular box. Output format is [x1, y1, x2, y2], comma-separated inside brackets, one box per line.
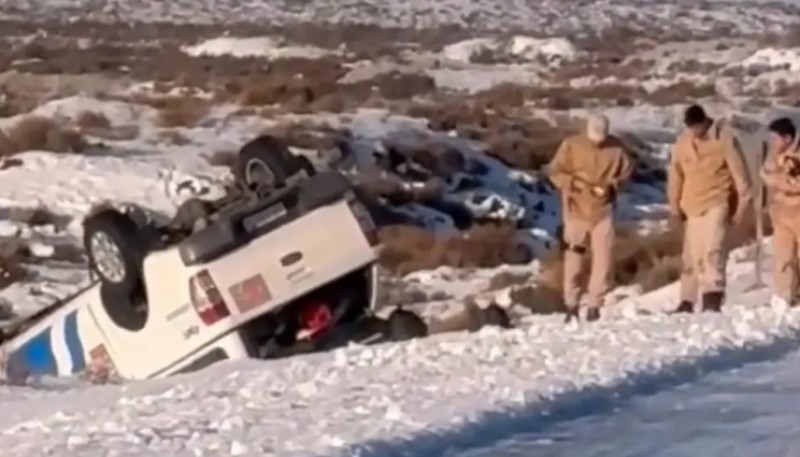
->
[0, 136, 427, 381]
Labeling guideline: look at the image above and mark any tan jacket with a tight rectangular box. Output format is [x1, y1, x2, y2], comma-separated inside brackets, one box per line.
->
[667, 120, 753, 219]
[547, 133, 633, 225]
[760, 146, 800, 226]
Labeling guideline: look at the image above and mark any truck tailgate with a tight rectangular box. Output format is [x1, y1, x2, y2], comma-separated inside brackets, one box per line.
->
[190, 199, 375, 322]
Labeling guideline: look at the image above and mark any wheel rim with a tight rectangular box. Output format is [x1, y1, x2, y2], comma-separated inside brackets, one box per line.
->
[89, 232, 126, 283]
[244, 159, 276, 189]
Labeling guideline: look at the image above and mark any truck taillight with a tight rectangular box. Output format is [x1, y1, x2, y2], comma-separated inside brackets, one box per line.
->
[348, 198, 379, 246]
[189, 269, 230, 325]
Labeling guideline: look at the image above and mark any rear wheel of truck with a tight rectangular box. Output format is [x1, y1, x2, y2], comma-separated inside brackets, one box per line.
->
[235, 135, 315, 191]
[83, 209, 151, 297]
[99, 282, 149, 331]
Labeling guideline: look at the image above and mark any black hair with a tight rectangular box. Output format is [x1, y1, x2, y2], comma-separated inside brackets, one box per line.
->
[683, 104, 709, 127]
[768, 117, 796, 140]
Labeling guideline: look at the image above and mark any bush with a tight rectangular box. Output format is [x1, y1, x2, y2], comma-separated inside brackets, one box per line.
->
[153, 96, 210, 127]
[377, 223, 523, 276]
[0, 116, 87, 156]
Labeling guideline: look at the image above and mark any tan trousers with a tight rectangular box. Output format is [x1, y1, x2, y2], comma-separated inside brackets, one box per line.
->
[771, 217, 800, 303]
[562, 214, 614, 309]
[679, 203, 730, 303]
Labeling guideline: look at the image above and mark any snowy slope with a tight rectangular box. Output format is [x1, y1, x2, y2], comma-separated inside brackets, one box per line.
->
[0, 241, 796, 457]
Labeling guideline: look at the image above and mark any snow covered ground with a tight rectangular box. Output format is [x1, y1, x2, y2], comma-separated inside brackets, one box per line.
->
[0, 243, 797, 457]
[450, 339, 800, 457]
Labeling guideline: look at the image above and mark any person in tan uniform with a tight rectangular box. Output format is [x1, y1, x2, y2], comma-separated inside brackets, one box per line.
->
[547, 114, 633, 322]
[759, 117, 800, 309]
[669, 104, 753, 314]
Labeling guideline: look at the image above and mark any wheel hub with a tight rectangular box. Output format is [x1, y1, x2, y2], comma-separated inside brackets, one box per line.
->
[90, 232, 126, 283]
[244, 159, 276, 189]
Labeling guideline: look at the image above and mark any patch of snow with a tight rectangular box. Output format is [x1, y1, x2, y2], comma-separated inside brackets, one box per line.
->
[427, 67, 542, 93]
[740, 47, 800, 72]
[180, 36, 333, 60]
[27, 242, 55, 259]
[506, 36, 577, 62]
[441, 36, 577, 64]
[441, 38, 498, 63]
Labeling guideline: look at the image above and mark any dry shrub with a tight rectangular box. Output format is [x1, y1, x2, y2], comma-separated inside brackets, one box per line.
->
[378, 223, 523, 276]
[75, 110, 111, 132]
[484, 118, 572, 170]
[3, 206, 65, 226]
[552, 58, 654, 83]
[263, 122, 340, 151]
[0, 93, 35, 117]
[666, 59, 721, 75]
[152, 96, 210, 127]
[205, 150, 237, 168]
[234, 57, 348, 110]
[409, 95, 573, 171]
[487, 270, 532, 291]
[50, 243, 86, 264]
[0, 157, 23, 170]
[474, 83, 528, 110]
[611, 227, 684, 292]
[422, 101, 496, 132]
[522, 84, 647, 110]
[0, 239, 28, 292]
[235, 64, 434, 113]
[0, 116, 87, 156]
[508, 284, 564, 315]
[469, 47, 508, 65]
[772, 79, 800, 99]
[159, 129, 191, 146]
[364, 72, 436, 100]
[647, 82, 717, 105]
[0, 257, 24, 292]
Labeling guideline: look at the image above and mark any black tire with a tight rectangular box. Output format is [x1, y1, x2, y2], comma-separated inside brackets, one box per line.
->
[234, 135, 315, 190]
[386, 308, 428, 341]
[99, 282, 148, 331]
[483, 304, 513, 329]
[83, 209, 150, 297]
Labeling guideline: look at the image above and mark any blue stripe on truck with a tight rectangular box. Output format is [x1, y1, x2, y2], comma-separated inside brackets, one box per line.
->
[12, 329, 57, 376]
[64, 311, 85, 374]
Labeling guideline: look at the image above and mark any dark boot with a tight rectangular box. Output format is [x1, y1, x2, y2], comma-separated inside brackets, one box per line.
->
[564, 306, 580, 323]
[586, 307, 601, 322]
[701, 291, 724, 313]
[673, 300, 694, 314]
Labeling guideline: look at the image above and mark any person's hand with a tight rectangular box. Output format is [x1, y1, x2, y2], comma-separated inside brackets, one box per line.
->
[590, 185, 608, 198]
[670, 210, 686, 225]
[779, 154, 800, 176]
[569, 176, 589, 193]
